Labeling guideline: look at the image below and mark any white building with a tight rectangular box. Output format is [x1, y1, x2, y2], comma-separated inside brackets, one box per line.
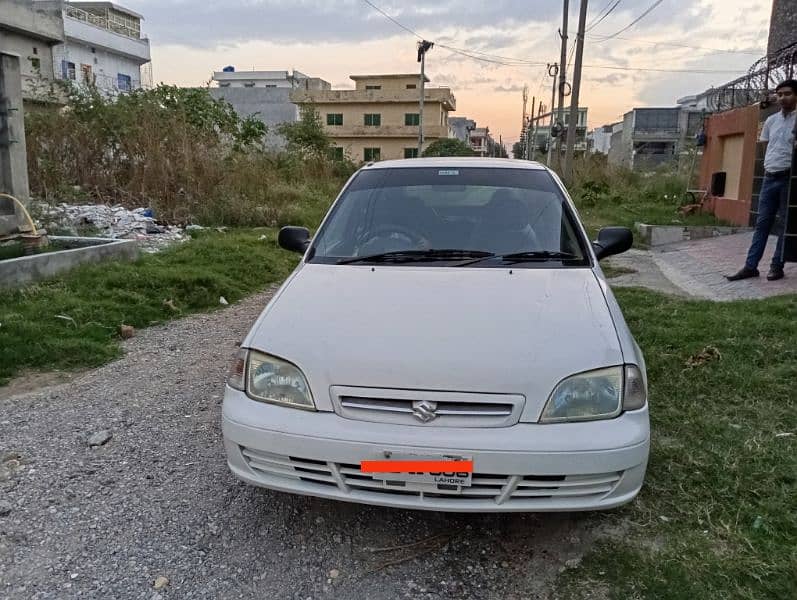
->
[591, 121, 623, 155]
[0, 0, 65, 100]
[212, 69, 328, 90]
[53, 1, 151, 95]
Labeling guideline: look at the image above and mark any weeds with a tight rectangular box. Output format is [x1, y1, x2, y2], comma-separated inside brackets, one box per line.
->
[24, 85, 354, 227]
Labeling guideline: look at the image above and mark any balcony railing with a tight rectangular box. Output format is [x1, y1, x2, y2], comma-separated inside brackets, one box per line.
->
[65, 5, 143, 39]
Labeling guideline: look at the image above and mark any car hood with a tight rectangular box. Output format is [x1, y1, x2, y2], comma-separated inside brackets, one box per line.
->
[244, 264, 623, 421]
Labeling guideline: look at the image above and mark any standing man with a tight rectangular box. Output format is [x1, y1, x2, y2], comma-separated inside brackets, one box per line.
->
[727, 79, 796, 282]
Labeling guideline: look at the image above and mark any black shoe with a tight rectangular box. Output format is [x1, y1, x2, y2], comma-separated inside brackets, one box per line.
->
[726, 267, 759, 281]
[767, 268, 784, 281]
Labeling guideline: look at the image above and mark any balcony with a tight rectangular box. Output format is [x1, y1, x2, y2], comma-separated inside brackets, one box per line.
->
[291, 88, 455, 111]
[326, 124, 450, 139]
[64, 10, 150, 63]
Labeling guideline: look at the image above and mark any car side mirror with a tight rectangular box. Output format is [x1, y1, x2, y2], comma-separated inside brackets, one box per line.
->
[278, 226, 311, 254]
[592, 227, 633, 260]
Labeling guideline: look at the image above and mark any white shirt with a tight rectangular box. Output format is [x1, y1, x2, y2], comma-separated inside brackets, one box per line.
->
[760, 109, 796, 172]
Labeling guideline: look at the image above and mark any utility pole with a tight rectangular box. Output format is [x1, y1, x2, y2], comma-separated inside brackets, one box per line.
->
[527, 96, 535, 160]
[546, 62, 559, 167]
[564, 0, 588, 182]
[417, 40, 434, 155]
[555, 0, 569, 169]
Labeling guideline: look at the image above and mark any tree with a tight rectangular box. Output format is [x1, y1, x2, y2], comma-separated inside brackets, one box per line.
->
[512, 141, 525, 159]
[278, 105, 331, 159]
[422, 137, 474, 157]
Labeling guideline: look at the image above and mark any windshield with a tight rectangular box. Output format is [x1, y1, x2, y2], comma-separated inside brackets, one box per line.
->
[309, 167, 589, 267]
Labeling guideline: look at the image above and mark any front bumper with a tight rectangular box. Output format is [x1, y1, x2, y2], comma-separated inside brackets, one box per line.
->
[222, 387, 650, 512]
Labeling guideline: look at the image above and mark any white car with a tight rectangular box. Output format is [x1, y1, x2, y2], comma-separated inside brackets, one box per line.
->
[222, 157, 649, 512]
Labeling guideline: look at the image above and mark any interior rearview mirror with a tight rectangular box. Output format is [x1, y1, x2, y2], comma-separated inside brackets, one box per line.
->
[278, 226, 311, 254]
[592, 227, 633, 260]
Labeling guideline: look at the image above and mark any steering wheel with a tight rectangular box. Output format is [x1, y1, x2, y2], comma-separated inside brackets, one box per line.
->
[359, 225, 430, 251]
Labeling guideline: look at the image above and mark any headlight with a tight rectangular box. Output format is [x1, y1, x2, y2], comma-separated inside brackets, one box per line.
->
[540, 365, 647, 423]
[238, 349, 315, 410]
[541, 366, 623, 422]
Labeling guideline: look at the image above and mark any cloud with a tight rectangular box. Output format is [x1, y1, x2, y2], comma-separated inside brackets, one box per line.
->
[494, 84, 525, 92]
[587, 72, 632, 85]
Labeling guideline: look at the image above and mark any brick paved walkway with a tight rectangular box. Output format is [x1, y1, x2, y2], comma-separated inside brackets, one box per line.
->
[609, 232, 797, 301]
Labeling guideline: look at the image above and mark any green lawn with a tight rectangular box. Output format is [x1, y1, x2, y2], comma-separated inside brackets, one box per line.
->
[560, 289, 797, 600]
[0, 230, 299, 385]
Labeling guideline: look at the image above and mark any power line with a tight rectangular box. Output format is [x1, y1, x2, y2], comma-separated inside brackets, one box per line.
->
[598, 0, 664, 40]
[361, 0, 422, 39]
[586, 0, 622, 33]
[360, 0, 747, 75]
[588, 33, 763, 55]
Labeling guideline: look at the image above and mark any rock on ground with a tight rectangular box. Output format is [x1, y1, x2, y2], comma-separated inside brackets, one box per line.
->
[0, 286, 595, 600]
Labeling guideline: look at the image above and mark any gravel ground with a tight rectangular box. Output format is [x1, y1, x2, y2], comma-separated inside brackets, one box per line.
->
[0, 287, 598, 600]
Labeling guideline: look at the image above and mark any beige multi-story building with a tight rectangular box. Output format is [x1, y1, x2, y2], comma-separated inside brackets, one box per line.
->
[290, 73, 456, 162]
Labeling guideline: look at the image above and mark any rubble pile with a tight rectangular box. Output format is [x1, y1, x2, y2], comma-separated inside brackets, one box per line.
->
[37, 203, 189, 253]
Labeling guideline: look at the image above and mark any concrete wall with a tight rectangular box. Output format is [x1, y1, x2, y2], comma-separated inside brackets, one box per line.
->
[62, 14, 150, 62]
[0, 30, 58, 98]
[1, 0, 64, 43]
[699, 104, 760, 226]
[52, 39, 144, 92]
[0, 53, 31, 218]
[352, 75, 420, 91]
[209, 87, 298, 150]
[317, 101, 448, 137]
[768, 0, 797, 56]
[330, 137, 433, 162]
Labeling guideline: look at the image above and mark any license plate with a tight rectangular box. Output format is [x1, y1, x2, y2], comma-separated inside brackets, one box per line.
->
[360, 454, 473, 489]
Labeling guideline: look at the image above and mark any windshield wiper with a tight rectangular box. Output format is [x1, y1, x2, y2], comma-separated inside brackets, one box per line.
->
[456, 250, 579, 266]
[337, 249, 494, 265]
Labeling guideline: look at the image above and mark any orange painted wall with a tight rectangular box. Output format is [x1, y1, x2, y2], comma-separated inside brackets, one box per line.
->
[699, 104, 761, 226]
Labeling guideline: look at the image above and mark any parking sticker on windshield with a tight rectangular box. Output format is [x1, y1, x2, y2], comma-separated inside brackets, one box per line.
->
[437, 169, 459, 176]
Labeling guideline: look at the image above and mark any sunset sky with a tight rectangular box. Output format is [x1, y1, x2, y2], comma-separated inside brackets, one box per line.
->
[125, 0, 772, 146]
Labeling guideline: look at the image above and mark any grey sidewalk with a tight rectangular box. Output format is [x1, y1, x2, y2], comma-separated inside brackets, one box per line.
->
[607, 232, 797, 301]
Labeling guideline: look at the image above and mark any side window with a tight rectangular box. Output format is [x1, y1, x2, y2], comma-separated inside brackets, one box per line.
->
[364, 147, 381, 161]
[117, 73, 132, 91]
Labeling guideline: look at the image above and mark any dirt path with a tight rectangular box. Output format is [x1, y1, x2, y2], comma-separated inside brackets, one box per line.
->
[0, 287, 597, 600]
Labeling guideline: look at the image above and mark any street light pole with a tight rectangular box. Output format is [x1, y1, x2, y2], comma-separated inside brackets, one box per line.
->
[417, 40, 434, 156]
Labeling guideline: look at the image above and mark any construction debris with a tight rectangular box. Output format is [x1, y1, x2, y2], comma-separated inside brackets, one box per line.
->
[35, 203, 188, 253]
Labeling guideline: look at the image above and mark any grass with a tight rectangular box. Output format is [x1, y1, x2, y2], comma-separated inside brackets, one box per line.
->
[559, 289, 797, 600]
[0, 229, 299, 385]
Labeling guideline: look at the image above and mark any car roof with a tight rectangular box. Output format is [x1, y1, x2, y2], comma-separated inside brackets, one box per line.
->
[362, 157, 549, 171]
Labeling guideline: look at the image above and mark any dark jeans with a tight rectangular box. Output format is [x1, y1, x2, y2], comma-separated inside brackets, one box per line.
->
[745, 174, 789, 270]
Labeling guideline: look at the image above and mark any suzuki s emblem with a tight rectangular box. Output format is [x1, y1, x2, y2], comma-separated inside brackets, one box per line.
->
[412, 400, 438, 423]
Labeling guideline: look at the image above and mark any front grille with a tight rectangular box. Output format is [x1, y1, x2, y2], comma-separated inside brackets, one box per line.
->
[240, 446, 622, 506]
[331, 387, 525, 428]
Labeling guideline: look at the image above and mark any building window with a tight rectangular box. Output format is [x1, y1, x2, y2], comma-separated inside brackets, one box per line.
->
[32, 46, 38, 55]
[243, 82, 255, 87]
[404, 113, 420, 126]
[265, 84, 277, 88]
[365, 85, 381, 90]
[364, 113, 381, 126]
[61, 60, 76, 80]
[406, 83, 416, 89]
[326, 113, 343, 126]
[219, 82, 231, 87]
[404, 148, 419, 158]
[117, 73, 132, 92]
[329, 146, 345, 161]
[364, 147, 381, 161]
[29, 57, 41, 70]
[81, 64, 93, 83]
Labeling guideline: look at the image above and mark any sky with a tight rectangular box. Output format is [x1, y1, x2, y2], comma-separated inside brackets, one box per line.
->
[125, 0, 772, 146]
